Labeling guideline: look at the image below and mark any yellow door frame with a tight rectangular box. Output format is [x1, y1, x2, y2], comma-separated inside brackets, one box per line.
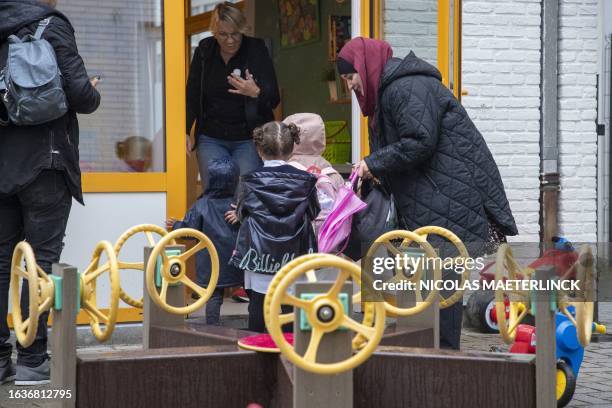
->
[358, 0, 461, 158]
[165, 0, 188, 221]
[438, 0, 462, 101]
[80, 0, 187, 219]
[358, 0, 381, 158]
[76, 0, 186, 325]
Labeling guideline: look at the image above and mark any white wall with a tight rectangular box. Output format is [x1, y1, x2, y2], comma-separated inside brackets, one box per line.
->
[605, 0, 612, 35]
[8, 193, 166, 314]
[462, 0, 542, 242]
[385, 0, 438, 65]
[598, 0, 611, 243]
[557, 0, 599, 242]
[62, 193, 166, 308]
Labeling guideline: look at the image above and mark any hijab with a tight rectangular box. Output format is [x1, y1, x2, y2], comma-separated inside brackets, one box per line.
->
[337, 37, 393, 119]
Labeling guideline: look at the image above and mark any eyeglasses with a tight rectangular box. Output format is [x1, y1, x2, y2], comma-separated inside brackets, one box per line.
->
[216, 32, 242, 41]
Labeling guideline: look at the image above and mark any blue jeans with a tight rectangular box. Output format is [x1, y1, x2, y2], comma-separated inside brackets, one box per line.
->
[196, 135, 262, 189]
[0, 170, 72, 367]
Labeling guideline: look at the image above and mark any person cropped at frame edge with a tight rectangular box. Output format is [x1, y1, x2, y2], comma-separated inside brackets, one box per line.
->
[0, 0, 101, 385]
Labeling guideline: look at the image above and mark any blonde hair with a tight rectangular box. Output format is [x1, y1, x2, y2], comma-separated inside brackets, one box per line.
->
[209, 2, 248, 34]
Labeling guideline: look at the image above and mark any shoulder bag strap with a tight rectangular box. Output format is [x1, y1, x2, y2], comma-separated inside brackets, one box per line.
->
[34, 17, 52, 40]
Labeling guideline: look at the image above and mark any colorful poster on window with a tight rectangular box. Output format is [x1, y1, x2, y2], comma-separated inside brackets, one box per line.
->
[278, 0, 320, 48]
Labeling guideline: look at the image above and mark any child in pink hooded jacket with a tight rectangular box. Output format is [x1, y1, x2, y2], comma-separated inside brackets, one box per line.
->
[284, 113, 344, 233]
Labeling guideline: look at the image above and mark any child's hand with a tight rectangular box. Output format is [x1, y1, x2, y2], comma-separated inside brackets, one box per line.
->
[225, 204, 238, 225]
[225, 210, 238, 224]
[165, 217, 177, 230]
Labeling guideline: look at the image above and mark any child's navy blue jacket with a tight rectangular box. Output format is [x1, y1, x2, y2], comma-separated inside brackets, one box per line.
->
[173, 159, 242, 288]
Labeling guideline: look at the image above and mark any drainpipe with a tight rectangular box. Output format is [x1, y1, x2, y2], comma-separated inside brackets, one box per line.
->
[540, 0, 560, 252]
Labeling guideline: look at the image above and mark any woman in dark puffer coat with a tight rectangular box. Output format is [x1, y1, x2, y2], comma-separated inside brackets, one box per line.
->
[337, 37, 518, 350]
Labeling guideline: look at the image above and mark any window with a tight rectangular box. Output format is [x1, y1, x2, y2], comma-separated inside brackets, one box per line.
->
[190, 0, 241, 17]
[59, 0, 165, 173]
[191, 31, 213, 58]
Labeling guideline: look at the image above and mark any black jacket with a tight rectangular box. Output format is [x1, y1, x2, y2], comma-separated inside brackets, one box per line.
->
[0, 0, 100, 204]
[364, 52, 517, 256]
[186, 36, 280, 141]
[230, 165, 320, 275]
[173, 159, 243, 288]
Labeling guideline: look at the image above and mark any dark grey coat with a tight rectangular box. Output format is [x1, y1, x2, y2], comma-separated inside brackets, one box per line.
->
[364, 52, 518, 255]
[0, 0, 100, 204]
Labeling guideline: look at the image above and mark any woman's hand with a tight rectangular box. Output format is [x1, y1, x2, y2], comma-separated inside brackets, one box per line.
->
[355, 160, 381, 183]
[357, 160, 372, 180]
[228, 69, 261, 98]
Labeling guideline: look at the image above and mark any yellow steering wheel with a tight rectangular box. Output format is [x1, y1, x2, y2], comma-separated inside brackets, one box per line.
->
[10, 242, 54, 348]
[264, 255, 386, 375]
[364, 230, 441, 316]
[495, 243, 531, 344]
[11, 240, 120, 346]
[80, 241, 121, 342]
[262, 253, 377, 350]
[401, 226, 469, 308]
[559, 245, 596, 347]
[145, 228, 219, 315]
[114, 224, 172, 308]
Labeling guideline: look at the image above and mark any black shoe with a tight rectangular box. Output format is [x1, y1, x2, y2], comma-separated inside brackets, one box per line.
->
[0, 359, 16, 384]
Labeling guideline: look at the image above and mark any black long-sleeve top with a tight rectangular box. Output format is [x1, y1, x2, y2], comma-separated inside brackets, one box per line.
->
[186, 36, 280, 143]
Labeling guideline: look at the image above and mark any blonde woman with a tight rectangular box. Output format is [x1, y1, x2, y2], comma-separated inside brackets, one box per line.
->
[186, 2, 280, 188]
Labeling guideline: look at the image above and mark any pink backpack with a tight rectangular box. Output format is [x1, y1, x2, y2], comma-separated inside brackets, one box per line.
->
[289, 161, 340, 235]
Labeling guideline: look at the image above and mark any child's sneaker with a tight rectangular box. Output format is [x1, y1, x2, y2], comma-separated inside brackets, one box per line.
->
[0, 359, 16, 384]
[15, 358, 50, 386]
[232, 287, 249, 303]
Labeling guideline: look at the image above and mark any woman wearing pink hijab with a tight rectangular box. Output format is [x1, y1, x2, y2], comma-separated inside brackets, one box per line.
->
[337, 37, 517, 350]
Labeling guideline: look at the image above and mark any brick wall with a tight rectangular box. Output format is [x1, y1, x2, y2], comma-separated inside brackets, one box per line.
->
[461, 0, 542, 242]
[557, 0, 599, 242]
[385, 0, 438, 65]
[383, 0, 600, 244]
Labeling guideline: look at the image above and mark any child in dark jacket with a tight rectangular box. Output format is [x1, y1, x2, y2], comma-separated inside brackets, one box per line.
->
[226, 121, 320, 332]
[167, 158, 242, 325]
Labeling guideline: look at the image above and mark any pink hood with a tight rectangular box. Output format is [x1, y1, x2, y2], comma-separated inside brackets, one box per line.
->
[284, 113, 326, 156]
[284, 113, 344, 194]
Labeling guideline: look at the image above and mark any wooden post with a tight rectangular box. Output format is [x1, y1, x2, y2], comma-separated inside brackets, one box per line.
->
[50, 263, 78, 408]
[396, 248, 440, 349]
[294, 282, 353, 408]
[396, 292, 440, 349]
[535, 265, 556, 408]
[143, 245, 185, 349]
